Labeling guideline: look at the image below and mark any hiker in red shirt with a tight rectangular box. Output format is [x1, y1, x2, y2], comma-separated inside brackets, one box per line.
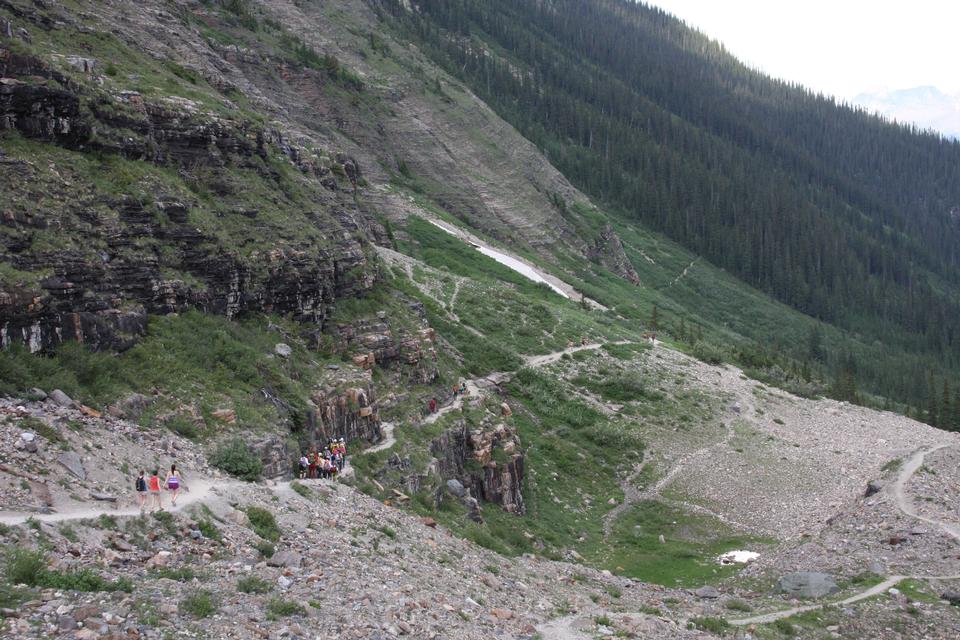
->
[148, 469, 163, 512]
[428, 398, 437, 413]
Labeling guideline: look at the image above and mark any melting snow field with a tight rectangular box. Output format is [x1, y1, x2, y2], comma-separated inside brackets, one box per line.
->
[428, 220, 569, 298]
[718, 550, 760, 565]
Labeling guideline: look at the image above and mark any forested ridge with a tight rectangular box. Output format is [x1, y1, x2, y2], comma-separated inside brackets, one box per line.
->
[373, 0, 960, 416]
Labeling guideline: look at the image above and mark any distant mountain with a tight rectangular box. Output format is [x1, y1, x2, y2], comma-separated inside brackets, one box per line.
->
[854, 86, 960, 139]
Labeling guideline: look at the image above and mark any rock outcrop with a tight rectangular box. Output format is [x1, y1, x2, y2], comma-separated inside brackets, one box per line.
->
[335, 308, 439, 384]
[587, 224, 641, 286]
[307, 384, 382, 446]
[0, 49, 377, 352]
[431, 420, 525, 514]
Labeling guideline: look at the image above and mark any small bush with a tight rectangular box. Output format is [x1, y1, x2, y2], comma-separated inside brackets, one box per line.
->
[253, 540, 275, 559]
[290, 481, 311, 498]
[210, 439, 263, 481]
[375, 525, 396, 539]
[150, 566, 196, 582]
[773, 619, 796, 636]
[237, 575, 271, 594]
[46, 569, 134, 593]
[724, 599, 752, 612]
[689, 616, 730, 634]
[245, 506, 281, 541]
[180, 589, 218, 618]
[691, 342, 725, 365]
[265, 598, 306, 620]
[4, 548, 46, 586]
[197, 519, 221, 541]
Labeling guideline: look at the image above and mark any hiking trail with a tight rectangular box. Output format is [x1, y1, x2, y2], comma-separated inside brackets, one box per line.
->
[364, 421, 397, 454]
[729, 443, 960, 626]
[0, 478, 241, 526]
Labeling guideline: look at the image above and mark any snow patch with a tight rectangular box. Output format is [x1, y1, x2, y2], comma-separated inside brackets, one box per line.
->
[718, 550, 759, 565]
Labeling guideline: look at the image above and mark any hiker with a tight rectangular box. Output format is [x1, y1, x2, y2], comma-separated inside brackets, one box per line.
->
[429, 397, 437, 413]
[308, 450, 319, 479]
[299, 453, 309, 479]
[460, 381, 467, 395]
[452, 384, 459, 400]
[338, 438, 347, 470]
[165, 464, 181, 507]
[148, 469, 163, 512]
[135, 470, 147, 513]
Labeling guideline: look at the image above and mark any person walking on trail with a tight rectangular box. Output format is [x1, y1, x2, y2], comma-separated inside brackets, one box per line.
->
[429, 398, 437, 414]
[165, 464, 181, 507]
[298, 453, 309, 479]
[148, 470, 163, 512]
[135, 470, 147, 513]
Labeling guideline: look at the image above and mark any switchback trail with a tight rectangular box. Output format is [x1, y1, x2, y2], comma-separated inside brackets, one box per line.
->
[364, 421, 396, 454]
[730, 443, 960, 626]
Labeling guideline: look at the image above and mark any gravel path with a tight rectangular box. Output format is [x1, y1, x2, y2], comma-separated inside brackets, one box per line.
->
[0, 477, 240, 526]
[893, 444, 960, 541]
[364, 421, 397, 454]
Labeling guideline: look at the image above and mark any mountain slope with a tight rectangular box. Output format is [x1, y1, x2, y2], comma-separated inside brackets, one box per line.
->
[375, 0, 960, 409]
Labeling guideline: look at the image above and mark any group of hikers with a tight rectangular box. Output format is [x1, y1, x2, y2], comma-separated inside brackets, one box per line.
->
[135, 465, 182, 512]
[298, 438, 347, 479]
[428, 380, 469, 414]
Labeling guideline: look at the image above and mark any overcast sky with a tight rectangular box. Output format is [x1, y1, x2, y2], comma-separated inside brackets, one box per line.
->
[647, 0, 960, 100]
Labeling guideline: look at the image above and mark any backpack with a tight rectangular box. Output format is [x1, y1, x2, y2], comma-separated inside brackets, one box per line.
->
[135, 476, 146, 491]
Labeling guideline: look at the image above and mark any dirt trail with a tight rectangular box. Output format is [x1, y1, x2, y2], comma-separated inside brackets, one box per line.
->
[424, 380, 481, 425]
[0, 478, 239, 526]
[525, 340, 630, 368]
[892, 444, 960, 541]
[730, 443, 960, 626]
[364, 421, 397, 454]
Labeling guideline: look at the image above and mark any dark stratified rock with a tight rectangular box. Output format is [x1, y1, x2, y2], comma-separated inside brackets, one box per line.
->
[586, 224, 641, 286]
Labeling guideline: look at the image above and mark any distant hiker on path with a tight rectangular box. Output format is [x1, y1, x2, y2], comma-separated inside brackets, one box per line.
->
[299, 453, 309, 479]
[135, 470, 147, 513]
[165, 464, 181, 507]
[429, 398, 437, 413]
[148, 470, 163, 512]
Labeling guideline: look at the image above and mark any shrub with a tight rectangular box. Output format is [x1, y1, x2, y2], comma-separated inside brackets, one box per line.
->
[180, 589, 218, 618]
[265, 598, 306, 620]
[210, 438, 263, 481]
[4, 548, 46, 586]
[150, 566, 196, 582]
[253, 540, 275, 558]
[290, 481, 311, 498]
[689, 616, 730, 634]
[691, 341, 725, 365]
[197, 519, 221, 541]
[724, 599, 752, 612]
[245, 506, 281, 541]
[237, 575, 271, 594]
[5, 548, 133, 592]
[773, 619, 796, 636]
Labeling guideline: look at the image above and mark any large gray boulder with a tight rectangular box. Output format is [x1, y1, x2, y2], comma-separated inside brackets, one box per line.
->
[446, 479, 465, 497]
[58, 451, 86, 480]
[266, 550, 302, 568]
[50, 389, 76, 408]
[777, 572, 839, 598]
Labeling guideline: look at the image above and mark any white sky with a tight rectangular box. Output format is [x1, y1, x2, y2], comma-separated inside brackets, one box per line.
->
[647, 1, 960, 99]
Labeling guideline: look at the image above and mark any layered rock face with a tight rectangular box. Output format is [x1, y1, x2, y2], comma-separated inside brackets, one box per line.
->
[431, 420, 525, 514]
[335, 307, 440, 385]
[307, 383, 382, 446]
[0, 47, 377, 352]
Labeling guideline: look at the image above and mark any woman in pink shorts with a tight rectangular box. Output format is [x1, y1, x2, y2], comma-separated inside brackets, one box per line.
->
[164, 464, 181, 507]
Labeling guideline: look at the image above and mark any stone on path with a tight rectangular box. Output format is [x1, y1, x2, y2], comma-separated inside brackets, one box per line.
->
[941, 590, 960, 605]
[57, 451, 86, 480]
[776, 572, 839, 598]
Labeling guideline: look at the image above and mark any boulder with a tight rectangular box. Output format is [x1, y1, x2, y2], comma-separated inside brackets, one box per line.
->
[50, 389, 76, 408]
[90, 492, 117, 502]
[57, 451, 86, 480]
[941, 590, 960, 605]
[266, 551, 302, 568]
[864, 481, 882, 497]
[500, 402, 512, 417]
[27, 388, 47, 401]
[446, 479, 465, 497]
[20, 432, 35, 443]
[211, 408, 237, 424]
[694, 586, 721, 599]
[274, 343, 292, 358]
[109, 393, 152, 421]
[776, 572, 839, 598]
